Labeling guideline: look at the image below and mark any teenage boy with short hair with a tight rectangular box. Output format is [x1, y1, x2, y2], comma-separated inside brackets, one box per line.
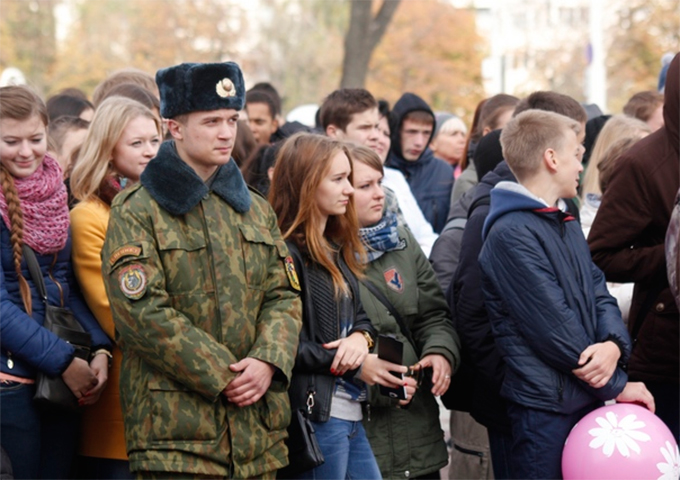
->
[245, 89, 279, 145]
[478, 109, 655, 479]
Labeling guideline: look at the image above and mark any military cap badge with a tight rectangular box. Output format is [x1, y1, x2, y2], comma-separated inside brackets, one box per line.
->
[119, 264, 148, 300]
[216, 78, 236, 98]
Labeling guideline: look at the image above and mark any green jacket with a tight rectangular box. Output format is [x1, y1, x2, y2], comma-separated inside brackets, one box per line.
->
[360, 226, 460, 479]
[101, 143, 302, 478]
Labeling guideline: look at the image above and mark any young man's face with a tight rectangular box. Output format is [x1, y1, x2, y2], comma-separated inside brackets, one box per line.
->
[327, 107, 380, 152]
[246, 102, 278, 145]
[400, 118, 433, 161]
[169, 108, 239, 180]
[554, 128, 585, 199]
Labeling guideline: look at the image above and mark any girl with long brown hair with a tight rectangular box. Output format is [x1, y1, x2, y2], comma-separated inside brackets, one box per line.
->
[0, 85, 111, 479]
[269, 134, 408, 479]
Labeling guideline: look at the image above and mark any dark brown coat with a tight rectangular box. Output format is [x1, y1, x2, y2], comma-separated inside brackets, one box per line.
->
[588, 53, 679, 384]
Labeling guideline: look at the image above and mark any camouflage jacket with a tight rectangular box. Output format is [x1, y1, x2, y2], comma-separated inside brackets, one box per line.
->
[101, 142, 302, 478]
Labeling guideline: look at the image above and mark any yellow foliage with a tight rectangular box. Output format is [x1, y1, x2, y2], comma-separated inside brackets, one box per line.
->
[367, 0, 486, 123]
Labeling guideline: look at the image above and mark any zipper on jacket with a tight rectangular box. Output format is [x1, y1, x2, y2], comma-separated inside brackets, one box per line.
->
[199, 202, 222, 343]
[453, 443, 485, 463]
[558, 374, 564, 401]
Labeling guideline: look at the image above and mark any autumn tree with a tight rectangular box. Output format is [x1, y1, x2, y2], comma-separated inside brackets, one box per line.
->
[49, 0, 247, 96]
[366, 0, 486, 121]
[605, 0, 680, 112]
[243, 0, 349, 113]
[0, 0, 57, 94]
[340, 0, 401, 88]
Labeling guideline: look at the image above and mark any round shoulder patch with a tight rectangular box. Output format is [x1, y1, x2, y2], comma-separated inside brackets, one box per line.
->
[119, 264, 148, 300]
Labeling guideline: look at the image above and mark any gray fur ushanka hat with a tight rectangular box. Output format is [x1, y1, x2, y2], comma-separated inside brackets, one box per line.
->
[155, 61, 245, 118]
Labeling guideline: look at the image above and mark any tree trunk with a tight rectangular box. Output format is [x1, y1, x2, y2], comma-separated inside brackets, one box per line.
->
[340, 0, 401, 88]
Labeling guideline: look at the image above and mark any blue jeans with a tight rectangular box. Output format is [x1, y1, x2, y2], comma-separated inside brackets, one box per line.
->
[506, 402, 596, 479]
[0, 381, 80, 479]
[295, 417, 382, 480]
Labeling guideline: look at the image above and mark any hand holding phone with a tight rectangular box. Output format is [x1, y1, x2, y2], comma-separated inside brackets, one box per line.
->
[377, 334, 408, 400]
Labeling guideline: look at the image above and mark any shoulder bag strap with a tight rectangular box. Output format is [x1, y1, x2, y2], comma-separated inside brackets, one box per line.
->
[21, 244, 48, 304]
[360, 278, 419, 356]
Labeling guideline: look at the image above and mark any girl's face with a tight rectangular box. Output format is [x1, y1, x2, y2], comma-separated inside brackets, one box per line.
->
[315, 151, 354, 222]
[352, 160, 385, 228]
[375, 116, 391, 163]
[111, 115, 160, 182]
[0, 115, 47, 179]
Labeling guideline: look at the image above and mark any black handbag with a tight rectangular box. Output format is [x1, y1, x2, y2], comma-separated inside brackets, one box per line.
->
[22, 245, 91, 412]
[280, 390, 325, 476]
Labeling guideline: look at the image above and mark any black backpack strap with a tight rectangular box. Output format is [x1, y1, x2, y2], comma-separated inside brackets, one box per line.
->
[467, 195, 490, 219]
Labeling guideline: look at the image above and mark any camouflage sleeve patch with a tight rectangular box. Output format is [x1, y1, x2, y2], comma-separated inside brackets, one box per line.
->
[118, 264, 148, 300]
[108, 245, 142, 267]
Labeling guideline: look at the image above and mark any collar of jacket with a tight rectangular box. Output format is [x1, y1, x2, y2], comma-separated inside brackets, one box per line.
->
[386, 147, 435, 174]
[141, 140, 251, 216]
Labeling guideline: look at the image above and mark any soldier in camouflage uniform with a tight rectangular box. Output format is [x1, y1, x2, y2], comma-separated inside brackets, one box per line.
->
[101, 61, 302, 479]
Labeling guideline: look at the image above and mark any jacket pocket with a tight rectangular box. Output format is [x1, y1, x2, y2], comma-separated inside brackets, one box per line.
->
[156, 234, 211, 294]
[238, 224, 275, 290]
[148, 374, 218, 442]
[259, 390, 291, 432]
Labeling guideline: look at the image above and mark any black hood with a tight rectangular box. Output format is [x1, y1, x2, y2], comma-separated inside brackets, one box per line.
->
[388, 92, 435, 161]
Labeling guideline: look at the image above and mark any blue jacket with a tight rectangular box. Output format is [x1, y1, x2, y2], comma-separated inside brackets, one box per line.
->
[478, 184, 630, 414]
[386, 93, 453, 234]
[1, 221, 110, 379]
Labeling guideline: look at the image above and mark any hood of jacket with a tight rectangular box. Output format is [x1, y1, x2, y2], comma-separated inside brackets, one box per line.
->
[663, 52, 679, 153]
[483, 182, 577, 239]
[387, 92, 436, 162]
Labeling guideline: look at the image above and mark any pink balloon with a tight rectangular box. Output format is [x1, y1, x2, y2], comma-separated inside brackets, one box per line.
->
[562, 403, 679, 479]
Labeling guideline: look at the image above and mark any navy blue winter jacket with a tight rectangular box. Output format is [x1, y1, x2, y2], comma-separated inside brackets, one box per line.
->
[1, 221, 111, 380]
[386, 93, 453, 234]
[479, 184, 630, 414]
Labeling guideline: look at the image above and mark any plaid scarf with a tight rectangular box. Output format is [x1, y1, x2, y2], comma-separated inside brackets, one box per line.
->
[360, 212, 403, 263]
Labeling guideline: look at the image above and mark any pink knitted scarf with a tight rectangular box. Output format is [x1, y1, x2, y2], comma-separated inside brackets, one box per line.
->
[0, 154, 70, 254]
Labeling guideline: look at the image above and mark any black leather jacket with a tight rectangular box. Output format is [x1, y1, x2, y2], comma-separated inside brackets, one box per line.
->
[286, 241, 376, 423]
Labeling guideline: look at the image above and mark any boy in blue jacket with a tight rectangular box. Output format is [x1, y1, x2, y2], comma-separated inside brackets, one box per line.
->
[478, 109, 655, 479]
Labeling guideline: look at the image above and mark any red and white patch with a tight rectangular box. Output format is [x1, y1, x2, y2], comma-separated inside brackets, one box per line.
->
[383, 268, 404, 293]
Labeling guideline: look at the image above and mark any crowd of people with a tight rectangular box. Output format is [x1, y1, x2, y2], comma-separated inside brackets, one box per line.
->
[0, 52, 677, 480]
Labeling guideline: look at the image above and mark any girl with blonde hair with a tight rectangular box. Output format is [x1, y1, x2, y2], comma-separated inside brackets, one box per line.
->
[580, 114, 651, 324]
[580, 114, 651, 206]
[0, 85, 111, 479]
[269, 134, 410, 479]
[69, 96, 161, 479]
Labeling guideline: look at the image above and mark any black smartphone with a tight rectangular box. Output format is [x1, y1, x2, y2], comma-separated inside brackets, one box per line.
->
[377, 334, 407, 400]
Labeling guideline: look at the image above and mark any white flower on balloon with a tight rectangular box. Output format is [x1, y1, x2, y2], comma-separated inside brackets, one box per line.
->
[587, 411, 651, 457]
[656, 441, 680, 480]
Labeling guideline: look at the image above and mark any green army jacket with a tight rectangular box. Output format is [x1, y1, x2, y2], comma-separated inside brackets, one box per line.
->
[359, 225, 460, 478]
[101, 144, 302, 478]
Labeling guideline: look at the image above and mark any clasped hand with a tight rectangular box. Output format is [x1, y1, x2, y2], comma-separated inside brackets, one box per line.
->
[223, 357, 275, 407]
[572, 341, 620, 388]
